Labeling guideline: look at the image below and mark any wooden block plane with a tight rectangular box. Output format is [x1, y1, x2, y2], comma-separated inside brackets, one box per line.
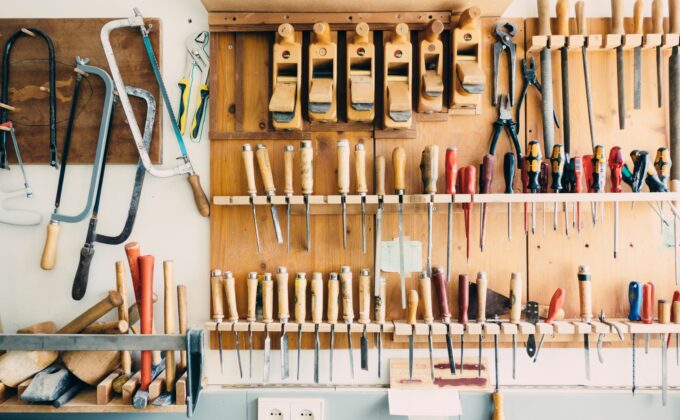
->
[347, 22, 375, 122]
[383, 23, 413, 129]
[418, 19, 445, 113]
[308, 22, 337, 122]
[451, 7, 485, 115]
[269, 23, 303, 130]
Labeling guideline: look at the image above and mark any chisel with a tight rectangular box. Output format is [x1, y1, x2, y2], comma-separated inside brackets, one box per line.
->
[242, 145, 261, 252]
[284, 145, 294, 253]
[504, 153, 515, 240]
[659, 299, 671, 406]
[276, 267, 290, 380]
[576, 1, 597, 148]
[633, 0, 644, 110]
[578, 265, 592, 380]
[224, 271, 242, 378]
[609, 147, 624, 258]
[459, 274, 469, 374]
[407, 289, 419, 383]
[246, 272, 258, 380]
[373, 275, 387, 377]
[356, 144, 368, 254]
[300, 141, 314, 251]
[476, 272, 487, 377]
[652, 0, 664, 107]
[628, 280, 642, 395]
[643, 282, 655, 354]
[340, 266, 355, 378]
[328, 272, 339, 382]
[255, 144, 283, 244]
[359, 269, 371, 371]
[210, 270, 225, 373]
[393, 146, 407, 308]
[419, 272, 435, 379]
[509, 272, 522, 379]
[433, 267, 455, 373]
[556, 0, 571, 153]
[537, 0, 556, 153]
[262, 272, 273, 383]
[479, 155, 494, 251]
[337, 140, 350, 249]
[611, 0, 626, 129]
[295, 272, 307, 380]
[421, 145, 439, 275]
[445, 148, 458, 278]
[311, 272, 324, 383]
[534, 288, 565, 363]
[374, 156, 385, 297]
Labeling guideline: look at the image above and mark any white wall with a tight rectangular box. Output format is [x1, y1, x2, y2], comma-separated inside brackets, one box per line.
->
[0, 0, 677, 391]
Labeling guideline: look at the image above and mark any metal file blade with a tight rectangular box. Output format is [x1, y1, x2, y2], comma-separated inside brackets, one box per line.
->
[361, 326, 368, 371]
[314, 324, 320, 384]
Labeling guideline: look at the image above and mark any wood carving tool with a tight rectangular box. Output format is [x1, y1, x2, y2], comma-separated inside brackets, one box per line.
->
[338, 140, 350, 249]
[340, 267, 355, 378]
[178, 285, 188, 370]
[492, 22, 517, 106]
[476, 272, 487, 376]
[262, 272, 273, 383]
[628, 280, 642, 395]
[295, 272, 307, 380]
[374, 156, 385, 296]
[611, 0, 626, 129]
[609, 147, 624, 257]
[537, 0, 556, 153]
[419, 272, 435, 379]
[356, 144, 368, 254]
[375, 275, 386, 377]
[393, 146, 407, 308]
[256, 144, 284, 244]
[597, 310, 624, 363]
[451, 7, 485, 114]
[418, 19, 444, 113]
[210, 270, 225, 373]
[284, 145, 294, 253]
[246, 272, 258, 380]
[653, 0, 664, 107]
[308, 22, 337, 121]
[550, 145, 566, 233]
[383, 23, 412, 127]
[328, 272, 339, 382]
[359, 269, 371, 371]
[311, 272, 324, 383]
[433, 267, 455, 373]
[134, 254, 154, 409]
[576, 1, 597, 148]
[178, 31, 210, 140]
[633, 0, 644, 110]
[0, 122, 40, 226]
[242, 144, 261, 252]
[102, 9, 210, 217]
[421, 145, 438, 275]
[270, 24, 302, 130]
[659, 299, 671, 405]
[556, 0, 571, 152]
[534, 288, 565, 363]
[578, 265, 592, 380]
[503, 152, 515, 240]
[300, 141, 313, 251]
[509, 272, 522, 379]
[224, 271, 242, 378]
[459, 274, 469, 374]
[460, 166, 477, 264]
[479, 155, 494, 250]
[526, 141, 542, 235]
[346, 23, 375, 122]
[445, 148, 458, 278]
[277, 268, 291, 379]
[407, 289, 419, 383]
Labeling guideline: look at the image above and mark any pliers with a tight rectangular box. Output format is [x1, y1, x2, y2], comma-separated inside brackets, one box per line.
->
[492, 22, 517, 106]
[489, 94, 522, 168]
[597, 310, 624, 363]
[516, 58, 559, 134]
[178, 31, 210, 142]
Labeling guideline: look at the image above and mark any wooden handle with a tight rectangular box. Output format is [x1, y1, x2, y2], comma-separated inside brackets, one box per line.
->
[337, 140, 350, 194]
[477, 272, 488, 323]
[355, 143, 368, 194]
[284, 145, 295, 195]
[611, 0, 625, 35]
[300, 140, 314, 195]
[328, 273, 340, 324]
[138, 255, 154, 391]
[40, 221, 60, 270]
[58, 290, 123, 334]
[458, 7, 481, 29]
[17, 321, 56, 334]
[294, 273, 307, 324]
[538, 0, 553, 36]
[673, 297, 680, 323]
[340, 266, 354, 322]
[163, 260, 176, 392]
[124, 242, 142, 303]
[177, 284, 188, 370]
[115, 261, 131, 375]
[278, 23, 295, 43]
[458, 274, 469, 324]
[419, 272, 434, 324]
[578, 265, 593, 322]
[224, 271, 239, 322]
[634, 0, 645, 35]
[210, 269, 224, 321]
[432, 267, 450, 322]
[256, 144, 276, 194]
[187, 174, 210, 217]
[312, 22, 332, 44]
[262, 273, 273, 323]
[376, 156, 386, 196]
[358, 269, 371, 324]
[653, 0, 664, 34]
[276, 268, 290, 321]
[509, 272, 522, 324]
[420, 145, 439, 194]
[355, 22, 370, 43]
[672, 0, 680, 34]
[246, 272, 258, 322]
[492, 392, 504, 420]
[425, 19, 444, 42]
[375, 276, 386, 324]
[393, 146, 406, 192]
[556, 0, 570, 36]
[392, 23, 409, 44]
[81, 320, 128, 334]
[407, 289, 419, 325]
[311, 272, 324, 324]
[659, 300, 672, 323]
[575, 1, 587, 36]
[242, 144, 257, 195]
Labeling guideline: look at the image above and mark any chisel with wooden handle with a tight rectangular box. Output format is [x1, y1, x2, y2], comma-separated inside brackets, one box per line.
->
[256, 144, 283, 244]
[210, 269, 225, 373]
[311, 272, 324, 383]
[375, 275, 386, 377]
[393, 146, 407, 308]
[284, 145, 294, 253]
[115, 261, 132, 376]
[509, 272, 522, 379]
[340, 266, 355, 378]
[538, 0, 556, 152]
[300, 141, 314, 251]
[178, 284, 188, 370]
[295, 272, 307, 380]
[356, 144, 368, 254]
[407, 289, 419, 383]
[262, 272, 274, 383]
[338, 140, 350, 249]
[459, 274, 469, 374]
[246, 272, 258, 380]
[374, 156, 385, 296]
[242, 144, 261, 252]
[578, 265, 592, 380]
[224, 271, 243, 378]
[359, 269, 371, 371]
[420, 271, 435, 379]
[328, 272, 340, 382]
[277, 267, 290, 379]
[433, 266, 455, 373]
[163, 261, 177, 391]
[476, 272, 487, 376]
[421, 145, 438, 276]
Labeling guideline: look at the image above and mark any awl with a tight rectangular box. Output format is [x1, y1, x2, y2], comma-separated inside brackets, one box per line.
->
[476, 272, 487, 377]
[246, 272, 258, 380]
[578, 266, 592, 380]
[210, 270, 225, 373]
[224, 271, 243, 378]
[337, 140, 350, 249]
[445, 148, 458, 277]
[356, 144, 368, 254]
[283, 145, 294, 253]
[459, 274, 469, 374]
[328, 272, 339, 382]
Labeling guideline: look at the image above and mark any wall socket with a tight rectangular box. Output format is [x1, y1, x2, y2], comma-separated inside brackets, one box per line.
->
[258, 398, 324, 420]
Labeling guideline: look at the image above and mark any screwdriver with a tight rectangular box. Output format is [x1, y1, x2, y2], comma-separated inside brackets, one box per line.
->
[526, 141, 542, 235]
[479, 154, 494, 251]
[609, 147, 623, 258]
[241, 145, 261, 252]
[509, 272, 522, 379]
[433, 266, 455, 373]
[246, 272, 258, 379]
[628, 280, 642, 396]
[359, 269, 371, 371]
[328, 272, 339, 382]
[445, 148, 458, 279]
[458, 274, 469, 374]
[300, 141, 314, 252]
[284, 145, 294, 253]
[407, 289, 419, 383]
[643, 282, 654, 354]
[592, 145, 606, 225]
[539, 161, 549, 234]
[421, 145, 439, 275]
[374, 156, 385, 296]
[503, 152, 516, 240]
[393, 146, 407, 308]
[340, 266, 355, 378]
[295, 272, 307, 380]
[337, 140, 350, 249]
[355, 144, 368, 254]
[276, 267, 290, 379]
[550, 145, 566, 233]
[533, 288, 565, 363]
[419, 271, 435, 379]
[255, 144, 284, 244]
[521, 154, 529, 236]
[573, 156, 583, 234]
[375, 275, 386, 377]
[311, 272, 323, 384]
[476, 272, 487, 377]
[460, 166, 477, 264]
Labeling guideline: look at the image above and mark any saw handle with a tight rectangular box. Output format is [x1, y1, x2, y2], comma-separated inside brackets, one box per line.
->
[337, 140, 350, 195]
[40, 221, 60, 270]
[545, 288, 565, 324]
[445, 147, 458, 195]
[458, 274, 469, 324]
[476, 272, 487, 323]
[188, 174, 210, 217]
[355, 144, 368, 195]
[300, 141, 314, 195]
[432, 267, 450, 322]
[277, 268, 290, 321]
[311, 272, 324, 324]
[538, 0, 553, 36]
[652, 0, 664, 34]
[247, 272, 258, 322]
[509, 273, 522, 324]
[358, 269, 371, 324]
[72, 242, 95, 300]
[556, 0, 569, 36]
[628, 281, 642, 321]
[223, 271, 238, 322]
[611, 0, 624, 35]
[295, 273, 307, 324]
[284, 145, 295, 196]
[419, 272, 434, 324]
[376, 156, 386, 196]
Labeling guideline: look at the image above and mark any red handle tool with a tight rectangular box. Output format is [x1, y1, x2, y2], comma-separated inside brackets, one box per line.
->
[446, 148, 458, 195]
[460, 166, 477, 263]
[139, 254, 154, 391]
[546, 288, 565, 324]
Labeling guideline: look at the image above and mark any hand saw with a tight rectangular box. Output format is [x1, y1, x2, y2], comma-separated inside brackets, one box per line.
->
[178, 31, 210, 141]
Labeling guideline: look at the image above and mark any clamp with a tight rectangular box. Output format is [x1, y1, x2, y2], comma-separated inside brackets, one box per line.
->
[492, 22, 517, 106]
[516, 58, 559, 134]
[489, 94, 522, 168]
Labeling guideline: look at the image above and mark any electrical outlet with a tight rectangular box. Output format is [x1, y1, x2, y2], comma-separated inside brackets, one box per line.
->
[258, 398, 290, 420]
[291, 399, 324, 420]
